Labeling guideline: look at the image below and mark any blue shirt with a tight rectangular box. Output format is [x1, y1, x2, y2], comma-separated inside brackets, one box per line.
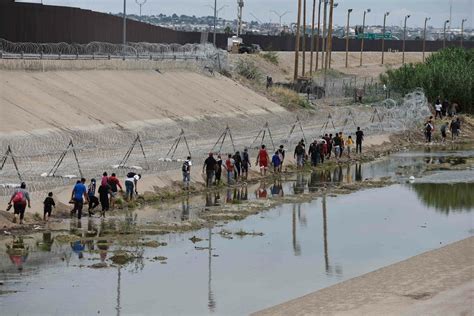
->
[73, 183, 87, 201]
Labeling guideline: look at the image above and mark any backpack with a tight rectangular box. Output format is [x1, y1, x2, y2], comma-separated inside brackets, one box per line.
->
[182, 161, 190, 173]
[425, 123, 432, 132]
[127, 172, 136, 178]
[12, 191, 25, 204]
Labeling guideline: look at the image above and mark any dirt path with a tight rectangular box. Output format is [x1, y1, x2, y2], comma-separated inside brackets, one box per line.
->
[253, 236, 474, 316]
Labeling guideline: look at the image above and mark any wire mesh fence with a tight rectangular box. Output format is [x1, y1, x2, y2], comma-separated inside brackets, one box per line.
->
[0, 89, 431, 200]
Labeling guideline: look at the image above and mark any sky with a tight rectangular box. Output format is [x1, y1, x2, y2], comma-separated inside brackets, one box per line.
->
[17, 0, 473, 28]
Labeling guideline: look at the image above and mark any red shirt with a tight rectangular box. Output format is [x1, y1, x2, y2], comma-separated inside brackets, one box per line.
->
[258, 149, 268, 166]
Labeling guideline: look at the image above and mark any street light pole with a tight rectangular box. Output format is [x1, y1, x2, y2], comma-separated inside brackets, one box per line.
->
[345, 9, 353, 68]
[135, 0, 147, 20]
[359, 8, 370, 67]
[422, 17, 430, 62]
[402, 14, 410, 65]
[443, 19, 450, 49]
[381, 11, 389, 65]
[315, 0, 322, 71]
[461, 18, 467, 48]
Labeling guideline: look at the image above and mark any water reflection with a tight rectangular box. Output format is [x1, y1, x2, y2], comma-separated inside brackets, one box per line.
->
[292, 205, 301, 256]
[6, 237, 29, 271]
[270, 179, 284, 197]
[410, 183, 474, 214]
[208, 226, 216, 313]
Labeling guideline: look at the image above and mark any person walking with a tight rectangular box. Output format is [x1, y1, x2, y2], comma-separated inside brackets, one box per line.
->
[333, 133, 342, 161]
[98, 182, 111, 217]
[203, 153, 217, 187]
[182, 156, 192, 190]
[256, 145, 270, 176]
[346, 136, 354, 158]
[233, 151, 242, 180]
[338, 132, 345, 158]
[107, 173, 122, 210]
[309, 140, 320, 167]
[271, 151, 281, 173]
[87, 179, 100, 216]
[43, 192, 55, 222]
[355, 127, 364, 154]
[70, 178, 89, 220]
[125, 172, 141, 200]
[241, 149, 251, 179]
[434, 99, 443, 119]
[277, 145, 285, 172]
[224, 154, 235, 185]
[440, 121, 449, 142]
[294, 142, 305, 169]
[326, 134, 333, 159]
[425, 120, 434, 143]
[8, 182, 31, 225]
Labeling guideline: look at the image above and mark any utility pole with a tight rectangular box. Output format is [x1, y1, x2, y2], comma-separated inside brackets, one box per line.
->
[402, 14, 410, 64]
[135, 0, 147, 20]
[310, 0, 316, 75]
[321, 0, 328, 70]
[422, 17, 430, 62]
[345, 9, 352, 68]
[328, 2, 338, 69]
[381, 11, 389, 65]
[315, 0, 322, 71]
[461, 19, 467, 48]
[123, 0, 127, 48]
[359, 8, 370, 67]
[443, 19, 449, 49]
[324, 0, 334, 87]
[213, 0, 218, 46]
[302, 0, 307, 76]
[294, 0, 302, 81]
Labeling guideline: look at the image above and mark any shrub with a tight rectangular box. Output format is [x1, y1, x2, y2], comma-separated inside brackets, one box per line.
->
[260, 51, 279, 65]
[235, 59, 262, 81]
[380, 48, 474, 113]
[269, 86, 311, 109]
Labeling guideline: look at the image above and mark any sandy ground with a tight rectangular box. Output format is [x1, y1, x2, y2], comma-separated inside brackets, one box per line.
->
[0, 69, 284, 134]
[230, 52, 429, 83]
[254, 236, 474, 316]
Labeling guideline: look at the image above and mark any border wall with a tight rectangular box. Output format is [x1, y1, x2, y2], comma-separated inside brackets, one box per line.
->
[1, 2, 473, 51]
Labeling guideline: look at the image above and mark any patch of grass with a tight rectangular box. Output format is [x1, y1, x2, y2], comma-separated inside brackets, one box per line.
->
[260, 51, 279, 65]
[235, 59, 262, 81]
[269, 86, 311, 109]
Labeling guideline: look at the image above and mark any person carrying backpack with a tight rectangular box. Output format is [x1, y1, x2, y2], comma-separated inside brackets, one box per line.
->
[182, 156, 192, 190]
[233, 151, 242, 180]
[8, 182, 31, 224]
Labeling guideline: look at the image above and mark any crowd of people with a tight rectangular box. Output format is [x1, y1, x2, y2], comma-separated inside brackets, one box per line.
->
[196, 127, 365, 188]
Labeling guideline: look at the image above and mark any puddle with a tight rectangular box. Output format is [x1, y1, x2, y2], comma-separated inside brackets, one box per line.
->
[0, 147, 473, 315]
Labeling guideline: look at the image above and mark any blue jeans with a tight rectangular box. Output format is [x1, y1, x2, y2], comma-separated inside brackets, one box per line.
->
[227, 171, 234, 185]
[183, 172, 190, 188]
[125, 180, 134, 199]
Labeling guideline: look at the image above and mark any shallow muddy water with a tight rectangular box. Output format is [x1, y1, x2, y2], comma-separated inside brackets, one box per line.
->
[0, 147, 473, 315]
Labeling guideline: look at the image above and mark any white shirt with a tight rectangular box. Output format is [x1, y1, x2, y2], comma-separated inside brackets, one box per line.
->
[435, 103, 442, 111]
[125, 175, 140, 182]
